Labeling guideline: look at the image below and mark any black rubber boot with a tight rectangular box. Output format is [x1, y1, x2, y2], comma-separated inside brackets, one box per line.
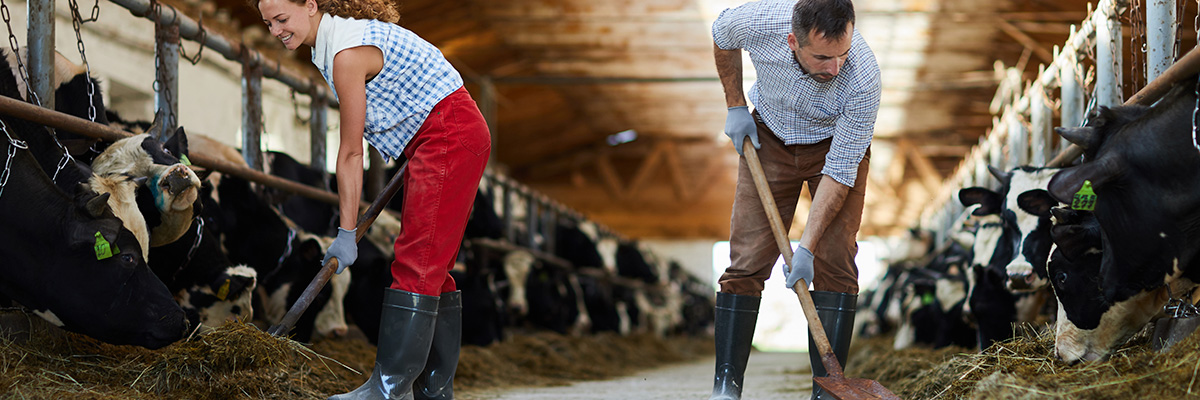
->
[808, 290, 857, 400]
[329, 289, 439, 400]
[710, 292, 760, 400]
[414, 290, 462, 400]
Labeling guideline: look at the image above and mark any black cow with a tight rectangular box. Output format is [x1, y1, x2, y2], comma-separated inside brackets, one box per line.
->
[0, 103, 188, 349]
[1046, 79, 1200, 363]
[264, 151, 337, 236]
[1044, 207, 1106, 363]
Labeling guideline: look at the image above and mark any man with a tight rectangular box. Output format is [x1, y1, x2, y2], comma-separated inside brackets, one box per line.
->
[709, 0, 880, 399]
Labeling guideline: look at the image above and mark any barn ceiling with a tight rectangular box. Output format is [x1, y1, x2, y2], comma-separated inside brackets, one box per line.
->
[191, 0, 1194, 240]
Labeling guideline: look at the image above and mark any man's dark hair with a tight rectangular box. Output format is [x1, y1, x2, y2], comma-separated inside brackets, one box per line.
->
[791, 0, 855, 47]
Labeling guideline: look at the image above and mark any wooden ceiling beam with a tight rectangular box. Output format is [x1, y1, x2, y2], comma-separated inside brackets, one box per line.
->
[995, 19, 1054, 65]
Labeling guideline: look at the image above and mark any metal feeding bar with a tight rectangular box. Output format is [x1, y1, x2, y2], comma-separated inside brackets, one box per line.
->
[107, 0, 336, 106]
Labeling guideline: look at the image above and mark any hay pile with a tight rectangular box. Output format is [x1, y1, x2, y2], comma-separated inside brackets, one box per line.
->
[847, 323, 1200, 399]
[0, 312, 713, 399]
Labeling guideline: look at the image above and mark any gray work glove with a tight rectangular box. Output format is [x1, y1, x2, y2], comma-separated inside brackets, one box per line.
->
[784, 246, 815, 290]
[724, 106, 760, 156]
[323, 227, 358, 274]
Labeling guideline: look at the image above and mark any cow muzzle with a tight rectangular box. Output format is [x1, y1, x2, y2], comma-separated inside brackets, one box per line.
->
[161, 165, 198, 196]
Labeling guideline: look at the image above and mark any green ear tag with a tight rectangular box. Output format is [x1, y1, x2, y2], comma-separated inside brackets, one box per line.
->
[1072, 180, 1097, 211]
[94, 231, 114, 260]
[216, 279, 231, 301]
[921, 292, 935, 306]
[180, 154, 192, 166]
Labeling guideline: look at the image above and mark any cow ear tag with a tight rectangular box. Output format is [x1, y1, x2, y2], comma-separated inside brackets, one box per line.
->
[180, 154, 192, 166]
[216, 279, 231, 301]
[1072, 180, 1096, 211]
[921, 292, 935, 306]
[94, 231, 115, 260]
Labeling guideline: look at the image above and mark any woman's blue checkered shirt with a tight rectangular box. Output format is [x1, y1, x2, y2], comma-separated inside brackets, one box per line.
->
[713, 0, 882, 187]
[313, 14, 463, 161]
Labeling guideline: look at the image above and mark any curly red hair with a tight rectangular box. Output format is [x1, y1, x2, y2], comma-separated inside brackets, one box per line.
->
[249, 0, 399, 24]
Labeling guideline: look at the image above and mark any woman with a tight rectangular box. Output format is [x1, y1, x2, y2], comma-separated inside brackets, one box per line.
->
[253, 0, 489, 397]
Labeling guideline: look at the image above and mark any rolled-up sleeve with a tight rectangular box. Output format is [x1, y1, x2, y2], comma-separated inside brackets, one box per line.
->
[712, 3, 755, 50]
[822, 69, 881, 187]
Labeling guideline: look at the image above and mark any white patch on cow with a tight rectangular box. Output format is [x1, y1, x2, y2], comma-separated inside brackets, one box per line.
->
[365, 211, 402, 254]
[893, 321, 916, 350]
[1014, 290, 1048, 324]
[88, 174, 150, 258]
[578, 221, 599, 243]
[261, 283, 293, 324]
[1055, 283, 1183, 363]
[970, 214, 1004, 269]
[1085, 248, 1102, 255]
[566, 274, 592, 336]
[503, 250, 535, 316]
[452, 261, 467, 273]
[177, 267, 256, 334]
[596, 238, 618, 273]
[616, 301, 632, 336]
[32, 309, 64, 327]
[314, 267, 351, 338]
[1002, 169, 1059, 289]
[1161, 232, 1168, 238]
[935, 279, 965, 314]
[949, 205, 981, 249]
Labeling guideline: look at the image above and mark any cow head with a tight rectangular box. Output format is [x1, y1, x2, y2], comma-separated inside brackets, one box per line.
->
[1053, 104, 1150, 162]
[1047, 80, 1200, 363]
[92, 132, 202, 246]
[12, 186, 192, 349]
[989, 166, 1060, 292]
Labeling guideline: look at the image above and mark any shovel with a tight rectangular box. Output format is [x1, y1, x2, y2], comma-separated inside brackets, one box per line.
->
[741, 142, 899, 400]
[267, 161, 408, 337]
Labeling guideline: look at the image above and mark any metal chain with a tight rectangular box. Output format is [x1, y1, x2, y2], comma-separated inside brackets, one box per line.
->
[67, 0, 98, 122]
[149, 0, 177, 133]
[1193, 0, 1200, 154]
[1164, 285, 1200, 318]
[289, 88, 311, 126]
[0, 119, 26, 200]
[179, 14, 205, 65]
[1128, 0, 1145, 93]
[1, 0, 37, 106]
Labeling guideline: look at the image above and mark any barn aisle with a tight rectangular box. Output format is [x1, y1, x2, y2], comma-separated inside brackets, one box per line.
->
[463, 351, 812, 400]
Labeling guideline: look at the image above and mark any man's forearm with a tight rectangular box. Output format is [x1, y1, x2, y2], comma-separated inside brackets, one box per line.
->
[799, 175, 850, 251]
[714, 43, 747, 108]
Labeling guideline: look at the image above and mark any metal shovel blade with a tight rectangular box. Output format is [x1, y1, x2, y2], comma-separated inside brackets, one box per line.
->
[814, 377, 901, 400]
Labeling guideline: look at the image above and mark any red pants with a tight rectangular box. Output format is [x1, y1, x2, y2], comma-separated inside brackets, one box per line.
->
[390, 86, 490, 295]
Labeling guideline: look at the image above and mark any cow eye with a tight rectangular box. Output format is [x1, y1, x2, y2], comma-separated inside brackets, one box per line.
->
[1055, 271, 1068, 286]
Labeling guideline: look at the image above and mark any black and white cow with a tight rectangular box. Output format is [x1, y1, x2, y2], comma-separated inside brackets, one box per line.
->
[1046, 79, 1200, 363]
[986, 165, 1059, 292]
[0, 101, 189, 349]
[958, 186, 1021, 349]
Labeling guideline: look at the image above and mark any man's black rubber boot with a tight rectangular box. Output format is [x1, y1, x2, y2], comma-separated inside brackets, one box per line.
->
[415, 290, 462, 400]
[710, 292, 760, 400]
[808, 290, 857, 400]
[329, 289, 439, 400]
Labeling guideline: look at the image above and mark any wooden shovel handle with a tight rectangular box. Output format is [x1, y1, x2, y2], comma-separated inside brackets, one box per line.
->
[267, 162, 408, 337]
[742, 142, 844, 378]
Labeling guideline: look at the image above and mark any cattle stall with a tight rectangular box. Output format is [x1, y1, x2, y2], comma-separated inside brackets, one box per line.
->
[849, 0, 1200, 397]
[0, 0, 714, 358]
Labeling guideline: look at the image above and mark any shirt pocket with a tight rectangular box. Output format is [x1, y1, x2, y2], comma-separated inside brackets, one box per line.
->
[797, 95, 843, 127]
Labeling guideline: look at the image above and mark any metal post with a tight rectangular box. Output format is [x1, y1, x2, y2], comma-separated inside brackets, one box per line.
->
[502, 180, 514, 242]
[310, 95, 329, 186]
[545, 202, 558, 256]
[1007, 111, 1027, 167]
[1060, 42, 1084, 152]
[1095, 2, 1123, 106]
[366, 148, 384, 201]
[478, 77, 497, 165]
[1145, 0, 1175, 82]
[155, 21, 180, 140]
[27, 0, 54, 109]
[242, 57, 264, 170]
[525, 192, 538, 249]
[1030, 81, 1051, 165]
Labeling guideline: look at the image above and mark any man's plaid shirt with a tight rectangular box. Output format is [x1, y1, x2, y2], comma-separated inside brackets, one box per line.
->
[713, 0, 882, 187]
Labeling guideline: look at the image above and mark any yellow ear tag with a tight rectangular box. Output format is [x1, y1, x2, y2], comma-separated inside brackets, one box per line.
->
[1072, 180, 1097, 211]
[216, 279, 231, 300]
[180, 154, 192, 166]
[94, 231, 114, 260]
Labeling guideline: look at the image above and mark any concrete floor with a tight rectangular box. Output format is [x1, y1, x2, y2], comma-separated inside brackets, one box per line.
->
[464, 351, 814, 400]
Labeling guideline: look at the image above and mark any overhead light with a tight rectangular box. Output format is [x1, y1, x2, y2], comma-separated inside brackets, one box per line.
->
[607, 129, 638, 146]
